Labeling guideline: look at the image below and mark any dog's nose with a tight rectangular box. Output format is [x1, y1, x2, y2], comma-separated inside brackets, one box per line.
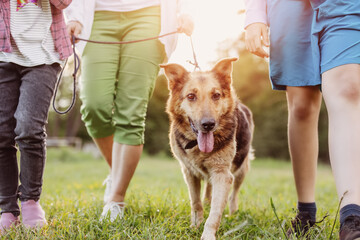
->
[201, 118, 215, 131]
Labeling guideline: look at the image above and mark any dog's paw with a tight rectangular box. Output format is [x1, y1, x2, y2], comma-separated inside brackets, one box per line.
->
[228, 202, 239, 215]
[201, 232, 216, 240]
[190, 207, 204, 228]
[190, 211, 204, 228]
[228, 195, 239, 215]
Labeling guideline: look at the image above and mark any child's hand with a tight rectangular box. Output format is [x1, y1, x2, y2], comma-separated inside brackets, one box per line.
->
[177, 14, 194, 36]
[245, 23, 269, 58]
[66, 21, 83, 43]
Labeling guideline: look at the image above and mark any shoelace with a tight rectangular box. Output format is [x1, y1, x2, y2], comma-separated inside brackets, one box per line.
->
[102, 175, 111, 186]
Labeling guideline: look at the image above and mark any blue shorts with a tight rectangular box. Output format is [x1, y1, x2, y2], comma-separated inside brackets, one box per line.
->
[267, 0, 321, 90]
[310, 0, 360, 74]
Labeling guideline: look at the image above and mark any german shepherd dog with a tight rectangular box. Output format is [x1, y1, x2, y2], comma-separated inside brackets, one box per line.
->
[161, 58, 254, 240]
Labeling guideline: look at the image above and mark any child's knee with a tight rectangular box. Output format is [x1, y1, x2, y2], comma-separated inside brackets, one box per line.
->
[14, 119, 45, 146]
[289, 101, 319, 121]
[324, 66, 360, 105]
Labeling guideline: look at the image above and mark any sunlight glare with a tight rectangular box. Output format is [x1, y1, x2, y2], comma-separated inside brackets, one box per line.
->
[169, 0, 245, 70]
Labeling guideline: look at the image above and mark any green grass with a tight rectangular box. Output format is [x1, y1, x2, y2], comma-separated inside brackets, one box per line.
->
[1, 148, 339, 239]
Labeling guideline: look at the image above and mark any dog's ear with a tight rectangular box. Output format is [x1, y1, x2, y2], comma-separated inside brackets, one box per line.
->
[211, 57, 238, 87]
[160, 63, 188, 91]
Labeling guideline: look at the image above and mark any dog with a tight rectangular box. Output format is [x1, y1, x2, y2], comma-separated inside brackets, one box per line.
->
[160, 58, 254, 240]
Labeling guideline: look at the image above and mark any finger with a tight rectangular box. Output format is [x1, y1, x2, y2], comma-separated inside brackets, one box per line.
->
[177, 26, 184, 33]
[245, 40, 250, 52]
[186, 21, 194, 36]
[184, 28, 193, 36]
[245, 34, 255, 51]
[249, 40, 258, 55]
[258, 48, 269, 58]
[251, 42, 267, 58]
[66, 25, 73, 37]
[255, 36, 269, 58]
[67, 28, 75, 43]
[254, 36, 263, 53]
[178, 17, 184, 31]
[261, 27, 270, 47]
[184, 27, 194, 36]
[253, 43, 267, 58]
[74, 26, 81, 37]
[73, 28, 81, 43]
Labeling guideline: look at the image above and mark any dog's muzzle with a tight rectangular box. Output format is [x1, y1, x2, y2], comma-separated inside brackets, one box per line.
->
[187, 117, 215, 153]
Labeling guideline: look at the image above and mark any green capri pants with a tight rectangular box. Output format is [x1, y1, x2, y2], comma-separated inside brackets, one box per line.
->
[81, 6, 165, 145]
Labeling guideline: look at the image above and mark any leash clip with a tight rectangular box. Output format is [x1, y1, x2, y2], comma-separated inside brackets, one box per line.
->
[188, 36, 201, 72]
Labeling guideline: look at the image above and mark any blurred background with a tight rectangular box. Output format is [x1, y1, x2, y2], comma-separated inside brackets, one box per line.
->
[50, 0, 329, 163]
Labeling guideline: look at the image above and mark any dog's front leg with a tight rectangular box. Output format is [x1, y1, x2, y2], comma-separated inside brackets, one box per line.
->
[201, 171, 233, 240]
[203, 181, 212, 205]
[181, 167, 204, 228]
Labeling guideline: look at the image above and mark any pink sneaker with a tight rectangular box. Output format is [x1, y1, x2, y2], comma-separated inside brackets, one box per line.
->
[21, 200, 47, 228]
[0, 212, 20, 233]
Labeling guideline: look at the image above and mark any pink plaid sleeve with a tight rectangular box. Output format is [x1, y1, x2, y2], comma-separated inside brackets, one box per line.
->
[50, 3, 72, 60]
[0, 0, 12, 52]
[244, 0, 267, 29]
[50, 0, 71, 10]
[0, 1, 71, 59]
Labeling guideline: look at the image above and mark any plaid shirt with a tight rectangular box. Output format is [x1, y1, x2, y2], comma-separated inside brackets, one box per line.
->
[0, 0, 72, 60]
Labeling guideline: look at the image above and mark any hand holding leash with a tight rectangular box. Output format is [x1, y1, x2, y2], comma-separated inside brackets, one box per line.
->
[66, 20, 83, 44]
[177, 14, 194, 36]
[245, 22, 269, 58]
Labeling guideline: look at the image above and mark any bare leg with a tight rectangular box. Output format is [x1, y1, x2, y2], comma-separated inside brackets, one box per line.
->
[322, 64, 360, 207]
[109, 143, 142, 203]
[286, 86, 322, 203]
[93, 135, 114, 167]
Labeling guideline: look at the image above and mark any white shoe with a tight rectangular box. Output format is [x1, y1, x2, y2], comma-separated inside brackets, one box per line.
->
[100, 201, 125, 222]
[102, 175, 112, 203]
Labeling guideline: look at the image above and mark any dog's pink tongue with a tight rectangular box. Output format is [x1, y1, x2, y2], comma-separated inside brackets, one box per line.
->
[197, 132, 214, 153]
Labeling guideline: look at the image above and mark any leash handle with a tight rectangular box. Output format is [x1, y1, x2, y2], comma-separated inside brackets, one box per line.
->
[52, 35, 79, 114]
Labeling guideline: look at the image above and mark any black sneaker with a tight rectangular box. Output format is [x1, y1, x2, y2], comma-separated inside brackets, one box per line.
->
[339, 215, 360, 240]
[287, 211, 315, 238]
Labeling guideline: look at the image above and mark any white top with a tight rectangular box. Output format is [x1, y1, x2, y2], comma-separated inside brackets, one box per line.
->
[65, 0, 191, 59]
[0, 0, 62, 66]
[95, 0, 160, 12]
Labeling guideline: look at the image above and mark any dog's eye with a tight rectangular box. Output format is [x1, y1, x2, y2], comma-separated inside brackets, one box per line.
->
[187, 93, 196, 101]
[212, 93, 221, 101]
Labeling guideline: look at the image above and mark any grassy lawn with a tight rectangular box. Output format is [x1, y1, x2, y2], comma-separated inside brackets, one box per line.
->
[1, 147, 339, 239]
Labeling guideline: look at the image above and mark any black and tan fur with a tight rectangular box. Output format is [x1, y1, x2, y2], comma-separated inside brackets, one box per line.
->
[161, 58, 254, 240]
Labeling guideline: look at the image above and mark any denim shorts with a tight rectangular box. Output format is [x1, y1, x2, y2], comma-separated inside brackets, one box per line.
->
[310, 0, 360, 74]
[267, 0, 321, 90]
